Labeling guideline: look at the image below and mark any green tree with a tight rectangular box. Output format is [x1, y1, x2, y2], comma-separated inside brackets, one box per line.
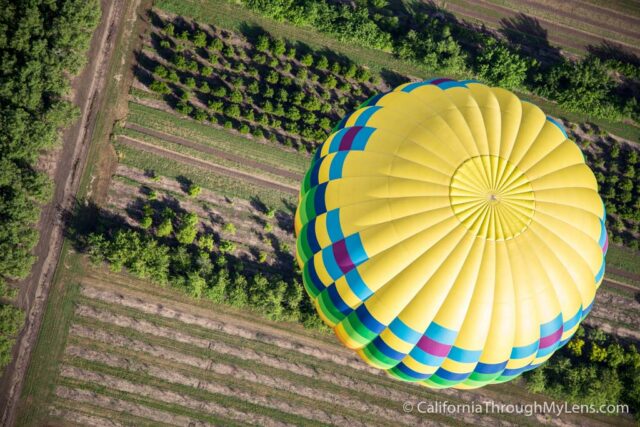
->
[219, 240, 236, 254]
[568, 338, 585, 357]
[539, 58, 618, 119]
[256, 34, 270, 52]
[176, 212, 198, 245]
[140, 215, 153, 229]
[187, 183, 201, 197]
[272, 38, 286, 55]
[0, 304, 25, 369]
[149, 80, 171, 94]
[193, 30, 207, 48]
[156, 218, 173, 237]
[222, 223, 235, 237]
[300, 53, 313, 66]
[475, 38, 532, 90]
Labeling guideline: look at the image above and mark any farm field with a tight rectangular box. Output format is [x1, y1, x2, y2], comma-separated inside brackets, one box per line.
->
[435, 0, 640, 56]
[8, 0, 640, 425]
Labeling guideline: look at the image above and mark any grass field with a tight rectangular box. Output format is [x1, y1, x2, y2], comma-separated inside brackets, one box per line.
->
[607, 245, 640, 276]
[126, 102, 311, 176]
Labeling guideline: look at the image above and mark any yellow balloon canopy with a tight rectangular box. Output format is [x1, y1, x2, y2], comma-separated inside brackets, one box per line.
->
[295, 78, 607, 389]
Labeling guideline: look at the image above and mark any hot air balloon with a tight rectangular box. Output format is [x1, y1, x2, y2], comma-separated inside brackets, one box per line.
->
[294, 78, 607, 389]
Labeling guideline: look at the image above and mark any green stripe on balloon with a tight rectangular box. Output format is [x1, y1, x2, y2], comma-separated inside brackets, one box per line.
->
[361, 343, 397, 368]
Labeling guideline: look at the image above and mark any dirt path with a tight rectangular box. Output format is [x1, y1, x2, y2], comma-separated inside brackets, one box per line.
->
[0, 1, 131, 425]
[124, 123, 303, 181]
[118, 135, 299, 195]
[607, 267, 640, 285]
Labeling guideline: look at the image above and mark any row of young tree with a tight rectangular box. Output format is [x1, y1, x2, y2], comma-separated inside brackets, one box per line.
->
[524, 326, 640, 417]
[0, 1, 100, 369]
[592, 141, 640, 248]
[145, 19, 383, 152]
[82, 197, 323, 329]
[242, 0, 640, 123]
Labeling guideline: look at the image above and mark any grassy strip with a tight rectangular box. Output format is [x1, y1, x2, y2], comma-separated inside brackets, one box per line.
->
[607, 273, 640, 289]
[130, 86, 164, 100]
[115, 127, 298, 186]
[126, 102, 310, 174]
[580, 0, 640, 16]
[606, 245, 640, 276]
[153, 0, 640, 142]
[115, 141, 295, 209]
[16, 256, 82, 426]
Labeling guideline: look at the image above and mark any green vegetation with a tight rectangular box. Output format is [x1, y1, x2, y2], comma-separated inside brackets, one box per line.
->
[0, 0, 100, 371]
[126, 102, 310, 175]
[525, 326, 640, 417]
[0, 0, 99, 289]
[142, 15, 389, 152]
[78, 201, 314, 326]
[606, 245, 640, 276]
[580, 137, 640, 249]
[115, 142, 294, 210]
[239, 0, 639, 122]
[0, 304, 24, 369]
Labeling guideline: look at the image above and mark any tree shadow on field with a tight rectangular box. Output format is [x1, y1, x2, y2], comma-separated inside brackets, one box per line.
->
[588, 40, 640, 104]
[588, 40, 640, 66]
[281, 198, 297, 216]
[237, 22, 270, 46]
[499, 13, 563, 68]
[275, 210, 294, 233]
[175, 175, 192, 194]
[249, 196, 268, 215]
[380, 68, 410, 88]
[147, 9, 166, 30]
[62, 198, 128, 250]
